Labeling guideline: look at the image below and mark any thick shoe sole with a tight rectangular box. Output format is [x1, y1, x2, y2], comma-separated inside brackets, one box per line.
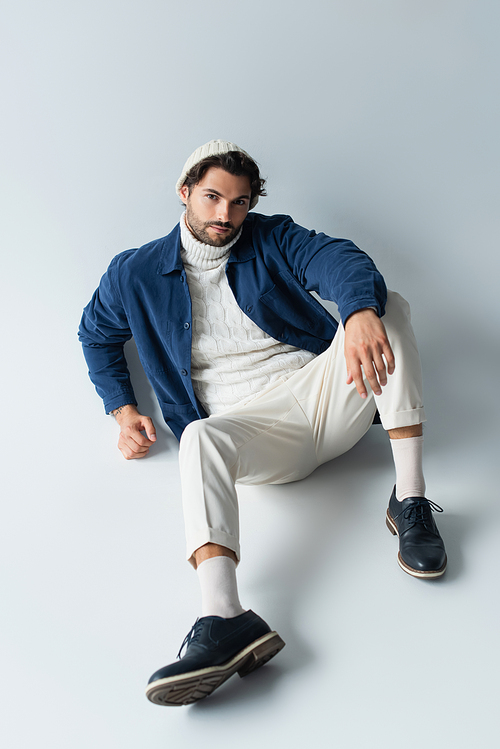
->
[386, 511, 447, 579]
[145, 631, 285, 706]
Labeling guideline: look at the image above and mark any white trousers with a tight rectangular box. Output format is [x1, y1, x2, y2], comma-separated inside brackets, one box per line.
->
[179, 291, 425, 564]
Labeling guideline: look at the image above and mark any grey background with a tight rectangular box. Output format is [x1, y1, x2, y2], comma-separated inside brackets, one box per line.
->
[1, 1, 499, 747]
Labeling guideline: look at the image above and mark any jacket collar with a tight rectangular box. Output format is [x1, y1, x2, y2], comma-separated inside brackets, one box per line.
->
[227, 220, 256, 264]
[156, 224, 184, 275]
[157, 218, 256, 275]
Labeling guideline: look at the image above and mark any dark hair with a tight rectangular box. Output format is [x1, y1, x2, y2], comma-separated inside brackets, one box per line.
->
[182, 151, 267, 205]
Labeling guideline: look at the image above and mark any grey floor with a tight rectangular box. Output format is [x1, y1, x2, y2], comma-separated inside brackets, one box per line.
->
[2, 338, 498, 748]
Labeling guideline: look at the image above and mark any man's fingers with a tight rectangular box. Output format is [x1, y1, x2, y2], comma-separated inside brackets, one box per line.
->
[120, 445, 150, 460]
[141, 417, 157, 442]
[348, 362, 368, 399]
[347, 353, 389, 397]
[123, 424, 155, 448]
[118, 434, 150, 460]
[373, 353, 387, 386]
[118, 424, 155, 460]
[362, 363, 382, 396]
[384, 344, 396, 375]
[112, 411, 157, 460]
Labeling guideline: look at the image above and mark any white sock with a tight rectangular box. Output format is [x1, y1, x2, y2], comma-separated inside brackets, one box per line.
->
[390, 435, 426, 501]
[197, 556, 246, 619]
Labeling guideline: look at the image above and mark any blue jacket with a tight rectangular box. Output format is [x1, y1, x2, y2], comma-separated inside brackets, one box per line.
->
[79, 212, 387, 440]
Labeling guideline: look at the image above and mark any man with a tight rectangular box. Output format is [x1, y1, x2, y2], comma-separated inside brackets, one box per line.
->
[79, 139, 446, 706]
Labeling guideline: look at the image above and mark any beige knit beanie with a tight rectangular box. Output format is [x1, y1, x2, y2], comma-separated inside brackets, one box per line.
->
[176, 139, 260, 209]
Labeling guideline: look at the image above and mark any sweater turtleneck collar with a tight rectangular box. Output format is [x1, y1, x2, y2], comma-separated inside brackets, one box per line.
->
[180, 211, 243, 270]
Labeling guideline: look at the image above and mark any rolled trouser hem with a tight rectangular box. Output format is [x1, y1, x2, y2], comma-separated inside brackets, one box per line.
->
[379, 407, 426, 431]
[186, 528, 241, 568]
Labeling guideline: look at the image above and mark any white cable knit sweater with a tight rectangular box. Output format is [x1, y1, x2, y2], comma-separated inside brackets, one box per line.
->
[180, 213, 317, 415]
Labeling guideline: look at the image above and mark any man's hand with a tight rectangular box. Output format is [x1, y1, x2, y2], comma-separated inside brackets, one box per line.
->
[344, 308, 395, 399]
[111, 404, 157, 460]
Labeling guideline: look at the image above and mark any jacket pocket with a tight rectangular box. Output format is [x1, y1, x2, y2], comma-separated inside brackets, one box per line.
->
[157, 400, 198, 422]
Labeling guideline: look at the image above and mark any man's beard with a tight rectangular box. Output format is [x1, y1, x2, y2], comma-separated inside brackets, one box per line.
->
[185, 205, 240, 247]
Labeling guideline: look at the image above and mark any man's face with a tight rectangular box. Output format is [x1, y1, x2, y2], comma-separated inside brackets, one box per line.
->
[180, 167, 252, 246]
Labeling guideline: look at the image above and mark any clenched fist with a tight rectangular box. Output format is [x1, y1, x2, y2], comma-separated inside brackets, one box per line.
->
[111, 404, 157, 459]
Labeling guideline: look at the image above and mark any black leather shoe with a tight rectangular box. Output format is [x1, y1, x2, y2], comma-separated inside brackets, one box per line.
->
[386, 486, 447, 579]
[145, 610, 285, 706]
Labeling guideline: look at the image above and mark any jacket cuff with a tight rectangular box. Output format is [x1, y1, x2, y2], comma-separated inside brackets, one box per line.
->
[341, 298, 385, 325]
[104, 391, 138, 415]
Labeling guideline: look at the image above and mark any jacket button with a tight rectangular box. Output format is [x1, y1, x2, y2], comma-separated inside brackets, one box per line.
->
[180, 275, 185, 283]
[180, 369, 188, 376]
[184, 322, 190, 329]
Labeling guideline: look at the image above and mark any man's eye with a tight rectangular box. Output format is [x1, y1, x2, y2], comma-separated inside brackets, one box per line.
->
[206, 194, 217, 200]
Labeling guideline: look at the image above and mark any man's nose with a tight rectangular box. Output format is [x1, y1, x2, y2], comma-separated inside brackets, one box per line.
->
[216, 201, 231, 223]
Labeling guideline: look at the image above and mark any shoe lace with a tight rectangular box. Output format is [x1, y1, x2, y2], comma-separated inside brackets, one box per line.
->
[177, 619, 203, 659]
[394, 498, 444, 528]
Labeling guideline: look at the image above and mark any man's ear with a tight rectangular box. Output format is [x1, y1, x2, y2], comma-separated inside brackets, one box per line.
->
[179, 184, 189, 204]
